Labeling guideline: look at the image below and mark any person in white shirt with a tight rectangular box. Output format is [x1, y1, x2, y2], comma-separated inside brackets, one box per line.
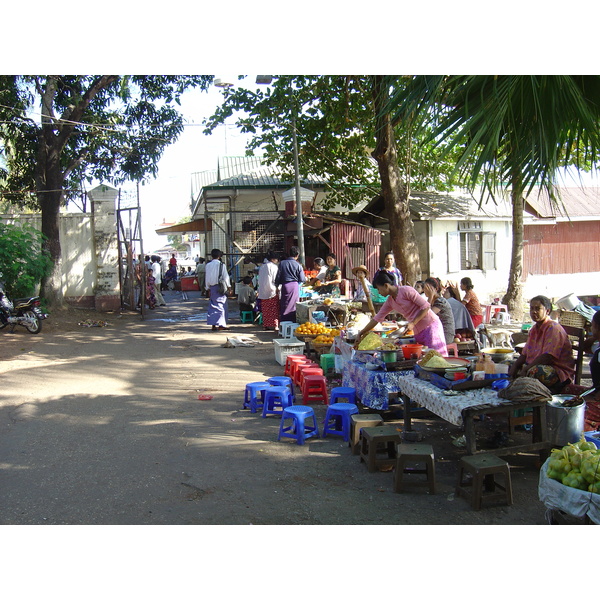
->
[257, 251, 280, 331]
[151, 256, 166, 306]
[195, 258, 206, 295]
[204, 248, 231, 331]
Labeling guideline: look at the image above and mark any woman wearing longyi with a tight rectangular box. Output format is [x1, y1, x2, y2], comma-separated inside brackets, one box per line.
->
[508, 295, 574, 393]
[354, 270, 448, 355]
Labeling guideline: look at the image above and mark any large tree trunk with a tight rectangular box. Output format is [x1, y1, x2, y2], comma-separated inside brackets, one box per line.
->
[502, 176, 525, 320]
[36, 99, 65, 306]
[35, 75, 119, 307]
[371, 76, 421, 284]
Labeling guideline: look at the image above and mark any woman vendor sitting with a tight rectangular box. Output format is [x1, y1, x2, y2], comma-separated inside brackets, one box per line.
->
[316, 253, 342, 297]
[508, 295, 575, 393]
[354, 270, 448, 355]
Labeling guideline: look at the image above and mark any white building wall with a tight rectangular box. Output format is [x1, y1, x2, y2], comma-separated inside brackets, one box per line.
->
[0, 212, 95, 299]
[428, 219, 514, 304]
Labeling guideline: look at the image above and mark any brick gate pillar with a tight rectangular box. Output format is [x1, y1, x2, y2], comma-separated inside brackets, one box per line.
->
[88, 184, 121, 312]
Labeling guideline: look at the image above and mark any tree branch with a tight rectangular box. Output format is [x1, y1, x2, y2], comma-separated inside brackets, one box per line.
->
[56, 75, 119, 151]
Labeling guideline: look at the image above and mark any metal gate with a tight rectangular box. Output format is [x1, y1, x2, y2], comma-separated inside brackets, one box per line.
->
[116, 185, 146, 317]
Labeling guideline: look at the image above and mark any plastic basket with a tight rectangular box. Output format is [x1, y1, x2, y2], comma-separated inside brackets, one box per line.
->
[273, 338, 305, 366]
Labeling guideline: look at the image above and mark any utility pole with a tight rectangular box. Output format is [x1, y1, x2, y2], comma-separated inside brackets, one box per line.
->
[292, 114, 305, 267]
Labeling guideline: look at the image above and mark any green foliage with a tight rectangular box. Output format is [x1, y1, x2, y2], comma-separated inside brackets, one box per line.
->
[204, 76, 469, 210]
[0, 75, 214, 209]
[0, 222, 53, 297]
[385, 75, 600, 200]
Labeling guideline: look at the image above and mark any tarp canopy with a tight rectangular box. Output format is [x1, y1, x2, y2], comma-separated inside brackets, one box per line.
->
[155, 218, 212, 234]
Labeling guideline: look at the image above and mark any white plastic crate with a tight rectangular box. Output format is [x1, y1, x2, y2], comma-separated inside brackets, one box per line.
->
[273, 338, 305, 366]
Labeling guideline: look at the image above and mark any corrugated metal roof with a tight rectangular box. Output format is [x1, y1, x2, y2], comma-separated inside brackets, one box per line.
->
[192, 155, 327, 195]
[409, 190, 513, 220]
[524, 187, 600, 219]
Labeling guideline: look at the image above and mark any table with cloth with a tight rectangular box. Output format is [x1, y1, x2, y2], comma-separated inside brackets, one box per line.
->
[341, 360, 414, 410]
[398, 374, 551, 457]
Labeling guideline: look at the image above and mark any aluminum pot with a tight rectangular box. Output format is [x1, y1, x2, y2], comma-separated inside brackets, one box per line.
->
[546, 395, 586, 446]
[557, 293, 580, 311]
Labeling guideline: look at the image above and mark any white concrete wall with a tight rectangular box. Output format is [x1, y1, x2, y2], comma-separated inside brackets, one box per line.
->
[427, 219, 513, 304]
[59, 214, 95, 298]
[522, 272, 600, 303]
[0, 212, 95, 299]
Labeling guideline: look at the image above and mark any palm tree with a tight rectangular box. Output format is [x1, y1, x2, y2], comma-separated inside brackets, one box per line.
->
[384, 75, 600, 319]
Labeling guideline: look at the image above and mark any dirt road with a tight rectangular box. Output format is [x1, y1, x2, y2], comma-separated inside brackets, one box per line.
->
[0, 289, 550, 525]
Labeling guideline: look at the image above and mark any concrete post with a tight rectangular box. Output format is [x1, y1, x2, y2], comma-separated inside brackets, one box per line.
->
[88, 184, 121, 312]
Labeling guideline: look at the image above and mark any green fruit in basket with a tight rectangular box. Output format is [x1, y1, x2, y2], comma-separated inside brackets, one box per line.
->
[589, 481, 600, 494]
[546, 468, 563, 482]
[576, 440, 597, 452]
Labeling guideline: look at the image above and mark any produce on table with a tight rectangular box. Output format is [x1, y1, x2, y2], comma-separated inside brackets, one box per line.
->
[295, 322, 339, 337]
[314, 334, 335, 345]
[381, 342, 397, 351]
[546, 438, 600, 493]
[358, 332, 383, 351]
[419, 349, 454, 369]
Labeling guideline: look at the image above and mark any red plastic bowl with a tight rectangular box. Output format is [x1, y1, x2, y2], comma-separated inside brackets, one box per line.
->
[401, 344, 423, 359]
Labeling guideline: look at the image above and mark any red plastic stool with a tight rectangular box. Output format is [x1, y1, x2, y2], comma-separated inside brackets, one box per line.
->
[290, 358, 314, 385]
[298, 365, 324, 389]
[446, 343, 459, 358]
[285, 354, 307, 377]
[294, 361, 318, 386]
[301, 375, 329, 405]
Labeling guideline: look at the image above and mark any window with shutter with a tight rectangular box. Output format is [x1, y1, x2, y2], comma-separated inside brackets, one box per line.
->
[482, 232, 496, 271]
[447, 231, 460, 272]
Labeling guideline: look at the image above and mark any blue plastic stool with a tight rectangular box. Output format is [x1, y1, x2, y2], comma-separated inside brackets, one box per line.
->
[240, 311, 254, 323]
[267, 376, 294, 390]
[243, 382, 271, 413]
[329, 386, 357, 404]
[278, 406, 320, 445]
[323, 403, 359, 441]
[262, 385, 294, 418]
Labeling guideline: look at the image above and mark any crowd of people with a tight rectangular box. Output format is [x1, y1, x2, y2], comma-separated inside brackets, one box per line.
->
[134, 248, 600, 417]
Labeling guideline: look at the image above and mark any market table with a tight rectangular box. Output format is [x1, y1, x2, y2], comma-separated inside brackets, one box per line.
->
[399, 374, 551, 458]
[342, 360, 413, 410]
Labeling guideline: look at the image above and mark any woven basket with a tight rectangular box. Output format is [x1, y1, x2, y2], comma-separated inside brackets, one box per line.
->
[310, 341, 333, 357]
[558, 310, 587, 329]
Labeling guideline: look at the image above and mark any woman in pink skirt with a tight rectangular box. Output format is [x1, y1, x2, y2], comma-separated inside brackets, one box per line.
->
[354, 270, 448, 355]
[257, 251, 280, 330]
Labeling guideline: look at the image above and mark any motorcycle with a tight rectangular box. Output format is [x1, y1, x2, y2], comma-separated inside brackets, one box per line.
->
[0, 286, 48, 334]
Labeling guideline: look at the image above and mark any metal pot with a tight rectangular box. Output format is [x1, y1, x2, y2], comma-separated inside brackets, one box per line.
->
[557, 293, 580, 311]
[547, 395, 586, 446]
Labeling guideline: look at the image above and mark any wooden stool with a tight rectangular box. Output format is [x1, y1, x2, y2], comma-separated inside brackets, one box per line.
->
[393, 443, 436, 494]
[359, 425, 402, 472]
[456, 454, 513, 510]
[349, 414, 383, 455]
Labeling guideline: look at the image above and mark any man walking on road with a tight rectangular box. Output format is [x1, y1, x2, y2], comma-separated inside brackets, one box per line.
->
[151, 256, 166, 306]
[205, 249, 231, 331]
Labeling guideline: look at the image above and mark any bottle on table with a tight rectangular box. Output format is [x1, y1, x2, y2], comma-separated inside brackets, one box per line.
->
[483, 354, 496, 374]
